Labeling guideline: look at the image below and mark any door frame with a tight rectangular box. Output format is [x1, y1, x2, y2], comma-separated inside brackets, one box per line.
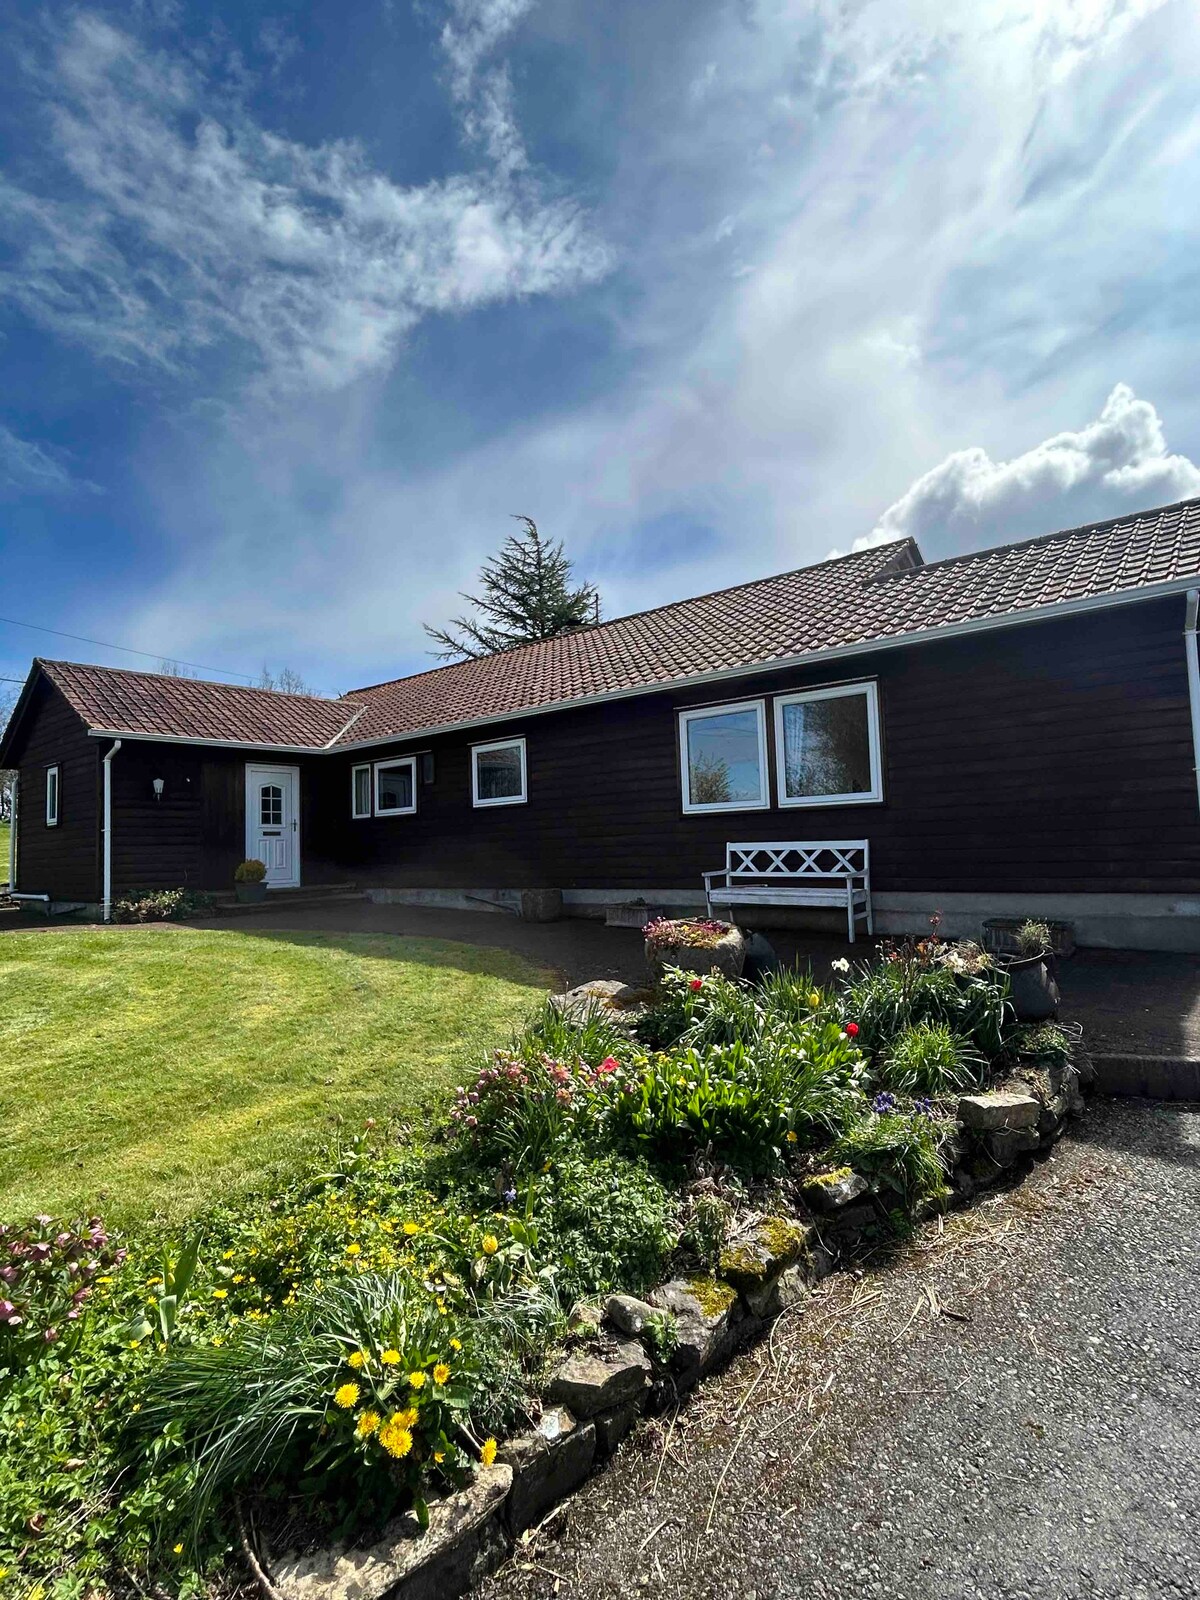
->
[244, 763, 301, 888]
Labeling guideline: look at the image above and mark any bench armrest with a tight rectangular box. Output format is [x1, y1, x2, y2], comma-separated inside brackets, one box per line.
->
[702, 869, 729, 888]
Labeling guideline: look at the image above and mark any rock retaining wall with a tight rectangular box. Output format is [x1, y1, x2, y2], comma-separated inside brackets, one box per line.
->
[264, 1054, 1087, 1600]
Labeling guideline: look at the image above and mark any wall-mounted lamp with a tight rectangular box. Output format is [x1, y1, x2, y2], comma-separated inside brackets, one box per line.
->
[152, 778, 165, 802]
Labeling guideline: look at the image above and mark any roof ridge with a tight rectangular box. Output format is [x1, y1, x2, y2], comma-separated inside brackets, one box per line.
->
[346, 538, 918, 698]
[866, 493, 1200, 586]
[37, 656, 350, 706]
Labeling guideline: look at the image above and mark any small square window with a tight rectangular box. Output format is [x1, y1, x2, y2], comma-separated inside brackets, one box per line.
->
[45, 765, 60, 828]
[471, 738, 527, 807]
[351, 764, 371, 819]
[679, 701, 768, 813]
[374, 757, 417, 816]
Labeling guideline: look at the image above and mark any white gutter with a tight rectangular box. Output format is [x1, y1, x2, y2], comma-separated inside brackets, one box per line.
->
[79, 573, 1200, 758]
[102, 739, 122, 923]
[1185, 591, 1200, 815]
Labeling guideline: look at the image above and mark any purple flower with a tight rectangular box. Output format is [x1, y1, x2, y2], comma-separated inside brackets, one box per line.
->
[872, 1091, 897, 1114]
[913, 1096, 933, 1116]
[0, 1266, 19, 1285]
[43, 1327, 60, 1344]
[503, 1188, 517, 1205]
[29, 1243, 52, 1264]
[0, 1300, 17, 1323]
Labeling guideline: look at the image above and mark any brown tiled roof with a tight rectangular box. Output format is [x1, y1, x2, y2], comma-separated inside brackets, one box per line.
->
[35, 660, 362, 748]
[341, 496, 1200, 744]
[9, 496, 1200, 754]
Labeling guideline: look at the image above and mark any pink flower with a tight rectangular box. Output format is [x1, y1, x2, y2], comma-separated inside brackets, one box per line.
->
[0, 1300, 15, 1322]
[598, 1056, 619, 1074]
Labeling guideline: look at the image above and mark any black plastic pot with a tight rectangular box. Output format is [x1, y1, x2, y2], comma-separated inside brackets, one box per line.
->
[1005, 951, 1060, 1020]
[234, 880, 267, 904]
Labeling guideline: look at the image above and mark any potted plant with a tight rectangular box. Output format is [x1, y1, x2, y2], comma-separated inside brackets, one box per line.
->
[1000, 917, 1060, 1021]
[643, 916, 747, 984]
[233, 859, 269, 904]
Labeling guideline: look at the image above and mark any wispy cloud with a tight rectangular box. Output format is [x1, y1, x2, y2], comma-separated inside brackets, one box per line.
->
[0, 423, 97, 498]
[0, 9, 609, 396]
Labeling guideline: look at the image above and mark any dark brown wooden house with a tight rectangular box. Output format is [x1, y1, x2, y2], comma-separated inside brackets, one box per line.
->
[5, 497, 1200, 949]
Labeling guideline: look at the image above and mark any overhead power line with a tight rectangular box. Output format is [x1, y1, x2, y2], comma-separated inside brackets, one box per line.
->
[0, 615, 256, 683]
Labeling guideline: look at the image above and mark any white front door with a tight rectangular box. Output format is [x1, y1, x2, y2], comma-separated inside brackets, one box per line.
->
[245, 764, 300, 887]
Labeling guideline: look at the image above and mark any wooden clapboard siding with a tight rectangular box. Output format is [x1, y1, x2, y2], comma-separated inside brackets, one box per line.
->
[9, 679, 100, 901]
[311, 593, 1200, 897]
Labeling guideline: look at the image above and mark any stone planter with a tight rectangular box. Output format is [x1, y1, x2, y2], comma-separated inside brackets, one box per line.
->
[1004, 951, 1060, 1021]
[517, 888, 562, 922]
[645, 924, 746, 984]
[235, 880, 267, 904]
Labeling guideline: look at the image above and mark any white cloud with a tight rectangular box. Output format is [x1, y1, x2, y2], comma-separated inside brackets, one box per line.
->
[868, 384, 1200, 557]
[0, 424, 96, 498]
[440, 0, 536, 172]
[0, 10, 608, 395]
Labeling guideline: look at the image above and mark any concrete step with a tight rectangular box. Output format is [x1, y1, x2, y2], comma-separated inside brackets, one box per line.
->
[1090, 1054, 1200, 1101]
[208, 886, 368, 917]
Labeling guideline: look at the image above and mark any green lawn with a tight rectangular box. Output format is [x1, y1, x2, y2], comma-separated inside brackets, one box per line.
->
[0, 926, 553, 1224]
[0, 820, 9, 876]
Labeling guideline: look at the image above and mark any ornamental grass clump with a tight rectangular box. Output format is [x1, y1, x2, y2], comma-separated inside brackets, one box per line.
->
[138, 1271, 485, 1542]
[879, 1021, 985, 1097]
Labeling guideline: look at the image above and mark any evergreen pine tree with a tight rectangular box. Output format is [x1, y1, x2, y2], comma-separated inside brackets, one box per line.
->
[423, 516, 600, 660]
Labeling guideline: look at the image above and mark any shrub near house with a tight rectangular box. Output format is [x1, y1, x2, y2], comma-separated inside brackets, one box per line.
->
[0, 935, 1066, 1593]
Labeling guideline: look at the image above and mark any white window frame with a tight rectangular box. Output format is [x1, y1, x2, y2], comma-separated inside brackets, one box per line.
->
[45, 764, 60, 827]
[772, 681, 883, 808]
[679, 699, 769, 815]
[471, 736, 528, 808]
[373, 756, 417, 817]
[351, 763, 372, 819]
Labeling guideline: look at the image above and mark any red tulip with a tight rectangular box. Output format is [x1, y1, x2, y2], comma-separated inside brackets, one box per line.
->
[689, 977, 704, 992]
[845, 1022, 859, 1037]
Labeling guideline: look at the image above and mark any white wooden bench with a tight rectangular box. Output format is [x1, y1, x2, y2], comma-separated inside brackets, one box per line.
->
[703, 840, 873, 943]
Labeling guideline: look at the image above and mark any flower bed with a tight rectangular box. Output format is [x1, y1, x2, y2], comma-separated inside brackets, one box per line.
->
[0, 935, 1087, 1597]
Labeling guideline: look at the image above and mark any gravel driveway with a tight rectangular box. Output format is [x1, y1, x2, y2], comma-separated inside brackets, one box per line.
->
[481, 1100, 1200, 1600]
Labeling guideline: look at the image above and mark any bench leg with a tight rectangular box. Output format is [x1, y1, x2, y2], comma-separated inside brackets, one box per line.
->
[866, 897, 874, 937]
[845, 882, 855, 944]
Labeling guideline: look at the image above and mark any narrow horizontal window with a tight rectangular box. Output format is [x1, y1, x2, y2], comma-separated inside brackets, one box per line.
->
[45, 764, 60, 828]
[472, 737, 527, 807]
[374, 757, 417, 817]
[351, 763, 371, 819]
[679, 700, 768, 813]
[773, 682, 883, 807]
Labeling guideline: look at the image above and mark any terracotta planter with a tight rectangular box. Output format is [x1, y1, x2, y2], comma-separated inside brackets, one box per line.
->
[1004, 951, 1059, 1021]
[646, 926, 747, 985]
[235, 881, 267, 904]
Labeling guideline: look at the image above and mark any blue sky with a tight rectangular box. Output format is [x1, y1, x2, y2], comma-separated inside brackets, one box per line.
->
[2, 0, 1200, 698]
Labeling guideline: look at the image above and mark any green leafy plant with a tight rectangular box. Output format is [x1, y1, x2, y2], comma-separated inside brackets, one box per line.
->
[126, 1235, 201, 1346]
[879, 1022, 985, 1096]
[1014, 1021, 1072, 1067]
[841, 952, 1011, 1060]
[642, 1309, 679, 1364]
[1014, 918, 1053, 957]
[233, 859, 267, 884]
[830, 1109, 947, 1207]
[113, 887, 215, 922]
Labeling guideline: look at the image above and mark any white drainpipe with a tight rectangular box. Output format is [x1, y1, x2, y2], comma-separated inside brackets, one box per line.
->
[7, 770, 15, 890]
[102, 739, 122, 922]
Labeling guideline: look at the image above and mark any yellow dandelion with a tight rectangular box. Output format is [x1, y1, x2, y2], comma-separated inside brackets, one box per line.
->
[450, 1337, 463, 1352]
[378, 1415, 414, 1459]
[334, 1382, 360, 1409]
[347, 1350, 366, 1370]
[397, 1407, 418, 1427]
[480, 1437, 498, 1468]
[433, 1363, 451, 1386]
[345, 1243, 362, 1257]
[381, 1348, 401, 1365]
[356, 1410, 381, 1438]
[211, 1288, 228, 1300]
[173, 1542, 184, 1555]
[786, 1130, 798, 1144]
[407, 1370, 426, 1389]
[403, 1220, 420, 1236]
[481, 1235, 499, 1256]
[433, 1450, 445, 1464]
[808, 990, 822, 1008]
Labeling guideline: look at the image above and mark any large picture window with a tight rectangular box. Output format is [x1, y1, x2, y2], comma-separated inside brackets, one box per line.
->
[374, 757, 417, 816]
[472, 737, 527, 807]
[45, 765, 59, 827]
[679, 701, 768, 813]
[773, 682, 882, 807]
